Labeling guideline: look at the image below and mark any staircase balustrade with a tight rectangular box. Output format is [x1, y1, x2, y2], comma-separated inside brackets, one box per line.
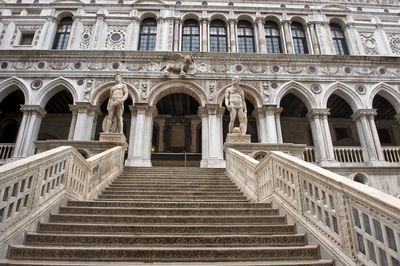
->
[303, 146, 316, 163]
[0, 144, 14, 164]
[0, 145, 125, 250]
[333, 146, 364, 163]
[382, 147, 400, 163]
[226, 148, 400, 266]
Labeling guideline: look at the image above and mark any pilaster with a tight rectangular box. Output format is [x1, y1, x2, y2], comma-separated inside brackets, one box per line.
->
[282, 20, 294, 54]
[256, 17, 267, 53]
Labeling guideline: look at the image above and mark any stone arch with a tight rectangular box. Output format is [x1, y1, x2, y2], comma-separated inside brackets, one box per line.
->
[323, 82, 364, 112]
[329, 17, 347, 28]
[91, 81, 139, 106]
[265, 15, 282, 24]
[134, 0, 166, 4]
[290, 16, 308, 25]
[273, 81, 317, 110]
[54, 11, 75, 20]
[368, 83, 400, 113]
[217, 82, 262, 108]
[237, 14, 255, 24]
[209, 13, 229, 22]
[0, 76, 29, 103]
[38, 77, 78, 108]
[351, 172, 369, 185]
[181, 13, 201, 22]
[148, 80, 207, 106]
[139, 12, 159, 21]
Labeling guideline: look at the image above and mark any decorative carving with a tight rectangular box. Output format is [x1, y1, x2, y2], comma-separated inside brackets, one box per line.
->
[145, 62, 161, 72]
[83, 79, 93, 101]
[140, 81, 148, 101]
[102, 71, 128, 133]
[225, 77, 247, 134]
[261, 81, 271, 103]
[12, 25, 41, 46]
[126, 62, 143, 71]
[105, 26, 127, 49]
[87, 62, 105, 71]
[387, 33, 400, 55]
[354, 67, 374, 75]
[283, 66, 304, 74]
[359, 33, 378, 55]
[80, 25, 93, 49]
[161, 54, 194, 77]
[248, 65, 266, 74]
[320, 66, 340, 75]
[48, 62, 69, 70]
[209, 81, 215, 101]
[196, 62, 210, 72]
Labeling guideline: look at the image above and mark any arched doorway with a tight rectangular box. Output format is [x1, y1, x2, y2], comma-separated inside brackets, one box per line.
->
[152, 93, 201, 166]
[279, 93, 312, 145]
[94, 96, 133, 140]
[38, 89, 73, 140]
[0, 89, 24, 161]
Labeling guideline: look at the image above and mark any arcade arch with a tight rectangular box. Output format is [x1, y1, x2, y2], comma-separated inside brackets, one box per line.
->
[0, 89, 25, 143]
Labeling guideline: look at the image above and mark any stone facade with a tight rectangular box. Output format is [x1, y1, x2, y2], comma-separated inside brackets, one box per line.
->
[0, 0, 400, 194]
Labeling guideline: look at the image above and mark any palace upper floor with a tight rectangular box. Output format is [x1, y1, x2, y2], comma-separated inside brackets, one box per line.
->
[0, 1, 400, 56]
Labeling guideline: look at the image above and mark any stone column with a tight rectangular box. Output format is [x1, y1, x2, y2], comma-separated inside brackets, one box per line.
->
[308, 22, 320, 54]
[199, 104, 225, 168]
[282, 20, 294, 54]
[229, 19, 237, 53]
[67, 17, 81, 49]
[256, 17, 267, 53]
[68, 104, 78, 140]
[343, 23, 361, 55]
[12, 105, 46, 159]
[275, 107, 283, 143]
[352, 109, 385, 165]
[125, 103, 157, 167]
[173, 18, 180, 51]
[256, 105, 279, 143]
[127, 17, 140, 50]
[201, 18, 209, 52]
[90, 11, 105, 49]
[367, 110, 385, 161]
[255, 107, 267, 143]
[0, 22, 15, 49]
[71, 102, 98, 141]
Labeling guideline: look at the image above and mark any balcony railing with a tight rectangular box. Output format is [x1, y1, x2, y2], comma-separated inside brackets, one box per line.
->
[0, 143, 14, 164]
[333, 146, 365, 163]
[382, 147, 400, 163]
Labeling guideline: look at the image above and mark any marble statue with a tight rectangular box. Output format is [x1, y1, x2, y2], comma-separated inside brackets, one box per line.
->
[225, 76, 247, 134]
[102, 71, 128, 133]
[161, 54, 193, 76]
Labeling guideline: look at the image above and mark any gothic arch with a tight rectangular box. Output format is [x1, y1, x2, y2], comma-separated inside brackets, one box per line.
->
[91, 81, 139, 106]
[217, 82, 262, 108]
[368, 83, 400, 113]
[148, 80, 207, 106]
[273, 81, 317, 110]
[0, 76, 29, 103]
[37, 77, 78, 107]
[323, 82, 364, 111]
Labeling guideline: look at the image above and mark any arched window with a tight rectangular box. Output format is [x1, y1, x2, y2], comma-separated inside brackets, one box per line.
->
[291, 22, 308, 54]
[330, 23, 349, 55]
[139, 18, 157, 51]
[210, 19, 227, 52]
[182, 19, 200, 52]
[264, 21, 282, 53]
[237, 20, 254, 53]
[52, 17, 73, 50]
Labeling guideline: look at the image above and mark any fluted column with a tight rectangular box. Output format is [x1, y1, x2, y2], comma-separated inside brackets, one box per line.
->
[201, 18, 209, 52]
[125, 103, 157, 167]
[308, 22, 320, 54]
[12, 105, 46, 159]
[228, 19, 237, 52]
[282, 20, 294, 54]
[275, 108, 283, 143]
[173, 18, 180, 51]
[352, 109, 385, 165]
[68, 105, 78, 140]
[90, 11, 105, 49]
[343, 23, 361, 55]
[199, 104, 225, 168]
[256, 17, 267, 53]
[127, 17, 140, 50]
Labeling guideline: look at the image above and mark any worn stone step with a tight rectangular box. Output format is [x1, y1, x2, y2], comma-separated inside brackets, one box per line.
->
[110, 180, 236, 186]
[67, 200, 272, 208]
[59, 206, 279, 216]
[96, 195, 249, 201]
[117, 176, 230, 180]
[107, 183, 239, 188]
[100, 191, 245, 197]
[95, 198, 250, 202]
[38, 222, 296, 235]
[8, 245, 320, 262]
[0, 259, 335, 266]
[104, 187, 241, 192]
[49, 214, 286, 224]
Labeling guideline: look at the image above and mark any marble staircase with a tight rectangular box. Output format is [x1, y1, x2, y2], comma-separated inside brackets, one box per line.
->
[2, 167, 334, 265]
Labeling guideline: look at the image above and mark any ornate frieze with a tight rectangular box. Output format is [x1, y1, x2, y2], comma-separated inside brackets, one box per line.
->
[80, 25, 93, 49]
[387, 33, 400, 55]
[359, 32, 378, 55]
[105, 26, 127, 49]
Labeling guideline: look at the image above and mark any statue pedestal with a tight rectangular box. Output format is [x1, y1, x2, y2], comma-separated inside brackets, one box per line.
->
[226, 133, 251, 143]
[99, 132, 126, 142]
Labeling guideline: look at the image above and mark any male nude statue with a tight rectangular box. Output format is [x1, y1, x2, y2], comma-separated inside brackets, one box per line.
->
[225, 76, 247, 134]
[103, 71, 128, 133]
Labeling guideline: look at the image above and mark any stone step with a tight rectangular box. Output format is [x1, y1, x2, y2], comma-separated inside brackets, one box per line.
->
[0, 259, 335, 265]
[110, 180, 236, 186]
[104, 187, 241, 192]
[38, 222, 296, 235]
[49, 214, 286, 224]
[106, 184, 239, 189]
[24, 232, 307, 247]
[67, 200, 272, 208]
[100, 191, 245, 197]
[117, 175, 230, 180]
[94, 198, 251, 202]
[59, 206, 279, 216]
[8, 245, 321, 262]
[96, 195, 249, 201]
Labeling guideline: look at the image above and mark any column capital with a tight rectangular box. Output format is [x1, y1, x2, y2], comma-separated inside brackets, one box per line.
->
[281, 20, 291, 25]
[131, 16, 140, 23]
[256, 17, 265, 24]
[71, 102, 98, 113]
[20, 105, 46, 118]
[228, 18, 237, 23]
[200, 18, 210, 23]
[351, 109, 377, 121]
[129, 103, 157, 117]
[306, 108, 330, 120]
[198, 104, 225, 117]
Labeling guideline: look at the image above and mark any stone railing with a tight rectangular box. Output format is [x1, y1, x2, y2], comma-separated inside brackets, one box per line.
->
[382, 146, 400, 163]
[0, 145, 125, 250]
[0, 143, 14, 164]
[302, 146, 316, 163]
[226, 148, 400, 266]
[333, 146, 364, 163]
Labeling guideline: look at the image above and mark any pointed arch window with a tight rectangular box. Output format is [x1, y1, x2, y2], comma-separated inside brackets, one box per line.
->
[291, 22, 309, 54]
[52, 17, 73, 50]
[264, 21, 282, 53]
[330, 23, 349, 55]
[139, 18, 157, 51]
[210, 19, 227, 52]
[182, 19, 200, 52]
[237, 20, 254, 53]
